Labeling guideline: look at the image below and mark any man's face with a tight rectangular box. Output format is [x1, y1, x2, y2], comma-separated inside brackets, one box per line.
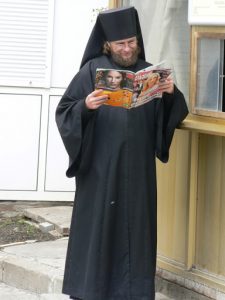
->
[108, 36, 139, 67]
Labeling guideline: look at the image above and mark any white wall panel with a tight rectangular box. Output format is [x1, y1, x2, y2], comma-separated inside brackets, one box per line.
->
[0, 0, 54, 88]
[0, 94, 41, 190]
[45, 95, 75, 192]
[51, 0, 109, 88]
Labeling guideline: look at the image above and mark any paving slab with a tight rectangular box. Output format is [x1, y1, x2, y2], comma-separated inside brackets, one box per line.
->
[0, 281, 170, 300]
[0, 282, 39, 299]
[0, 237, 173, 299]
[156, 292, 173, 299]
[0, 201, 73, 219]
[0, 282, 71, 299]
[24, 206, 73, 235]
[0, 238, 68, 294]
[40, 294, 70, 300]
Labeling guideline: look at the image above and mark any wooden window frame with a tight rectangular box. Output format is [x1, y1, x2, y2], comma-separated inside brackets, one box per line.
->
[190, 26, 225, 119]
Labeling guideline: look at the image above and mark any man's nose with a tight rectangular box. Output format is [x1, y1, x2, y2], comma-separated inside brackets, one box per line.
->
[123, 43, 130, 51]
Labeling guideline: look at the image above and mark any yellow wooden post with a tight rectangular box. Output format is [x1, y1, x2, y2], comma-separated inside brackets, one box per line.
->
[186, 131, 199, 270]
[108, 0, 120, 9]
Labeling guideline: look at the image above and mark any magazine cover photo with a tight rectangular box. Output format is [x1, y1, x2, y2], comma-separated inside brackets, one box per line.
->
[95, 63, 171, 109]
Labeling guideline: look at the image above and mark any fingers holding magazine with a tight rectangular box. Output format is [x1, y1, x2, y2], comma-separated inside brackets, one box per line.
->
[85, 90, 108, 110]
[158, 76, 174, 95]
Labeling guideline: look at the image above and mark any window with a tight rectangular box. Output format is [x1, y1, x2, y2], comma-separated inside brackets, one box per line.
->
[190, 26, 225, 118]
[0, 0, 54, 88]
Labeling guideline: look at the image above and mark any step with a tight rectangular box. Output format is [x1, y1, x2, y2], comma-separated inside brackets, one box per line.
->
[0, 239, 68, 294]
[0, 282, 38, 300]
[24, 206, 73, 235]
[0, 282, 70, 299]
[0, 238, 173, 299]
[156, 292, 174, 299]
[0, 281, 170, 300]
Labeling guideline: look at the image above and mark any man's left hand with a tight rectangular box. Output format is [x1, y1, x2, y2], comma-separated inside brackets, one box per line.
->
[158, 77, 174, 94]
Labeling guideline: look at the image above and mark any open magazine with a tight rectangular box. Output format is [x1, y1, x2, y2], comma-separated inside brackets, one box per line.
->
[95, 61, 172, 109]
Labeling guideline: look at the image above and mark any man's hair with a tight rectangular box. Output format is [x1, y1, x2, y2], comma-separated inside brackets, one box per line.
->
[103, 42, 111, 55]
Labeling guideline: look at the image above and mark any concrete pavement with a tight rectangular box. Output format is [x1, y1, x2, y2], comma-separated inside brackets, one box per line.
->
[0, 202, 173, 299]
[0, 282, 70, 299]
[0, 238, 172, 299]
[0, 238, 67, 294]
[24, 206, 73, 235]
[0, 280, 171, 299]
[0, 283, 172, 300]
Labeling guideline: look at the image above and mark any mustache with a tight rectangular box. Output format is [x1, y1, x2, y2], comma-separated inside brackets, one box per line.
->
[110, 47, 140, 67]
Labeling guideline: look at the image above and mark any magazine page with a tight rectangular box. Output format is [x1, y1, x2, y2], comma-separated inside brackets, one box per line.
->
[95, 62, 172, 109]
[131, 63, 172, 108]
[95, 69, 135, 109]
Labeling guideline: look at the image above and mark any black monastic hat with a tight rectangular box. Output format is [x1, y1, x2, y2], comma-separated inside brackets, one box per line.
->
[80, 6, 145, 68]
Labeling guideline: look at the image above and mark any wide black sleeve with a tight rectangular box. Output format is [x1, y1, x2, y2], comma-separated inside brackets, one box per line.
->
[55, 62, 96, 177]
[155, 85, 189, 163]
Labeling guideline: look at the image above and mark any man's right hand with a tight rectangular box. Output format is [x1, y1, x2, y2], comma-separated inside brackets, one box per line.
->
[85, 90, 108, 110]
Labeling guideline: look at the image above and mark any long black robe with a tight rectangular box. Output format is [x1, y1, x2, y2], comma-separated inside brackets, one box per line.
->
[56, 55, 188, 300]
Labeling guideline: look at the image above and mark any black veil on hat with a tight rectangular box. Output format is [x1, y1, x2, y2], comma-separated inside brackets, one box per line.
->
[80, 6, 145, 69]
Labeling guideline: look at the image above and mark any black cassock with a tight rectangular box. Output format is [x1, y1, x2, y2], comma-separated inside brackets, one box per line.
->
[56, 55, 188, 300]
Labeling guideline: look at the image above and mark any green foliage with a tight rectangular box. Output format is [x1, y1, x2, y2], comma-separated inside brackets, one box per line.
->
[91, 7, 107, 22]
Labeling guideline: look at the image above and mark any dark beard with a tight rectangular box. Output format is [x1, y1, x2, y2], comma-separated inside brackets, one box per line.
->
[111, 47, 140, 67]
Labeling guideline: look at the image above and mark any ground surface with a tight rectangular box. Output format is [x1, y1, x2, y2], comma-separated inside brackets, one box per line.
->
[0, 201, 72, 245]
[0, 215, 56, 245]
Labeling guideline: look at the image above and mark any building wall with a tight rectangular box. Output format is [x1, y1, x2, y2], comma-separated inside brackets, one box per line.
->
[0, 0, 108, 201]
[127, 0, 225, 298]
[2, 0, 225, 298]
[156, 131, 225, 299]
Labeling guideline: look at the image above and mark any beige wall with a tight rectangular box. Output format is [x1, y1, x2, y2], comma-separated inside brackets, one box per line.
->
[114, 0, 225, 297]
[196, 134, 225, 276]
[157, 130, 225, 297]
[157, 129, 190, 266]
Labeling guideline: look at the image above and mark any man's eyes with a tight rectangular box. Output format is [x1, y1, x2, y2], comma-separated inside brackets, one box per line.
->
[116, 41, 136, 46]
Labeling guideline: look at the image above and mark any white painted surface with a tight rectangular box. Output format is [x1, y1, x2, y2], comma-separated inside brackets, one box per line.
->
[0, 1, 111, 200]
[45, 96, 75, 192]
[0, 0, 54, 88]
[51, 0, 109, 88]
[188, 0, 225, 25]
[0, 94, 41, 191]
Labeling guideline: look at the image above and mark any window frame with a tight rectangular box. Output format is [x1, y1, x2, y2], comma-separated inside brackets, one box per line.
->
[190, 26, 225, 119]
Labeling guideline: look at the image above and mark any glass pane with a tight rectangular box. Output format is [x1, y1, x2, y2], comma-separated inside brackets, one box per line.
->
[196, 38, 223, 111]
